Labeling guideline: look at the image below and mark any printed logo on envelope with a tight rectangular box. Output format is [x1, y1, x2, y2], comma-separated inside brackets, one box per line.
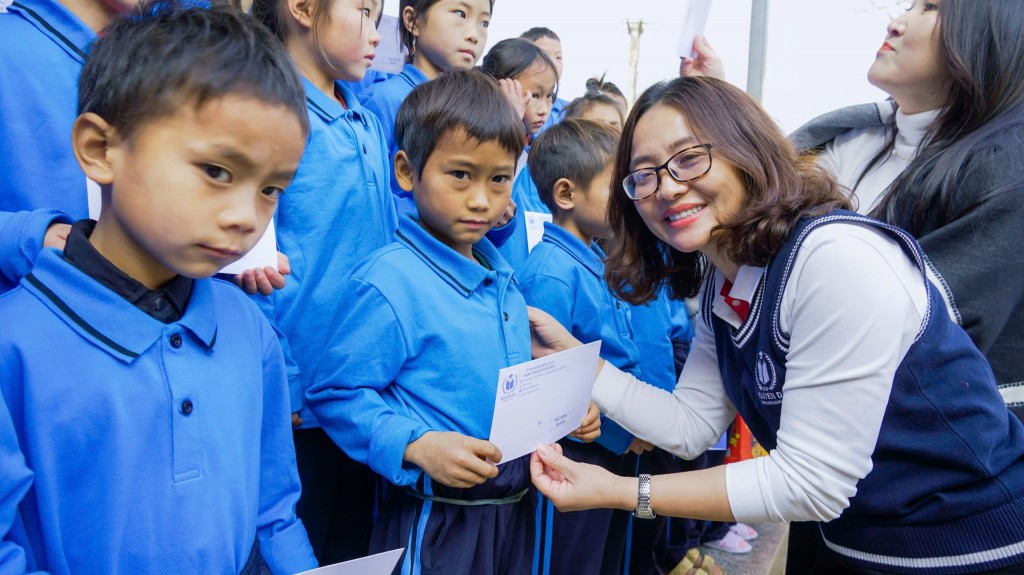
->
[501, 373, 518, 397]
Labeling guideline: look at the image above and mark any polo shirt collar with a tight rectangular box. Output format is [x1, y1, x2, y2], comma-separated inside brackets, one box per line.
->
[302, 78, 368, 125]
[399, 63, 429, 88]
[10, 0, 95, 63]
[711, 265, 764, 329]
[540, 222, 604, 278]
[24, 250, 219, 363]
[394, 216, 511, 297]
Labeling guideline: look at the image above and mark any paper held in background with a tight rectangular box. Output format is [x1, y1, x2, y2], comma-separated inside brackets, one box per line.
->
[370, 15, 408, 75]
[488, 341, 602, 462]
[295, 548, 404, 575]
[677, 0, 713, 59]
[86, 178, 277, 274]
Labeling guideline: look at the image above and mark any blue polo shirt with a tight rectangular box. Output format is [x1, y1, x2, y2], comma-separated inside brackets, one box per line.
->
[359, 63, 429, 215]
[630, 289, 692, 392]
[257, 78, 398, 427]
[0, 0, 91, 290]
[0, 250, 316, 574]
[518, 222, 641, 454]
[306, 216, 532, 487]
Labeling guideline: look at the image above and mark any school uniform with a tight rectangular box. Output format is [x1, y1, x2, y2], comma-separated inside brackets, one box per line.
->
[494, 162, 536, 272]
[307, 216, 534, 575]
[0, 245, 316, 574]
[616, 291, 697, 575]
[594, 211, 1024, 574]
[0, 0, 90, 290]
[518, 222, 641, 575]
[257, 77, 398, 564]
[359, 63, 429, 216]
[341, 68, 392, 98]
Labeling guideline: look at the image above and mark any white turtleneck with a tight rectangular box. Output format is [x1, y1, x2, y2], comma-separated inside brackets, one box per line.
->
[820, 107, 940, 215]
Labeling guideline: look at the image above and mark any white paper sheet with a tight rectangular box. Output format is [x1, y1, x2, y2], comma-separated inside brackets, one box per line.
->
[525, 211, 552, 252]
[86, 187, 278, 274]
[370, 15, 408, 75]
[488, 341, 602, 462]
[677, 0, 714, 59]
[295, 548, 404, 575]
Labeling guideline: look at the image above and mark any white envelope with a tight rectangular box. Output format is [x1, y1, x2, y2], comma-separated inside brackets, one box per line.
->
[488, 341, 602, 462]
[677, 0, 714, 59]
[370, 15, 409, 75]
[295, 548, 404, 575]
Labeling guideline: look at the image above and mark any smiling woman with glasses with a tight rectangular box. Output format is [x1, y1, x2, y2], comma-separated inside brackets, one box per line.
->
[525, 75, 1024, 575]
[622, 143, 713, 201]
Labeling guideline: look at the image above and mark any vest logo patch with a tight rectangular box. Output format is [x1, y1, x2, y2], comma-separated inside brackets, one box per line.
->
[755, 351, 783, 405]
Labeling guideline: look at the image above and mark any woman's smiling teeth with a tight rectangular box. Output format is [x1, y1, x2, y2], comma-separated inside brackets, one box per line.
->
[668, 205, 705, 221]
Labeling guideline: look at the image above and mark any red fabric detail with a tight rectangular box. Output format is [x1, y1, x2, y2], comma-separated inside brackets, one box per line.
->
[719, 279, 750, 322]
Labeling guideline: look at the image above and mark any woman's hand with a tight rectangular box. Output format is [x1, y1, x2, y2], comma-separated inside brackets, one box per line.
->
[531, 443, 633, 512]
[527, 306, 583, 359]
[679, 36, 725, 81]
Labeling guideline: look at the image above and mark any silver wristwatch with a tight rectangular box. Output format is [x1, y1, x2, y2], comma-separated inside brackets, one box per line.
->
[634, 473, 656, 519]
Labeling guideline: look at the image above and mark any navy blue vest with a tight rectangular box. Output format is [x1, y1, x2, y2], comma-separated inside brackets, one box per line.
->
[703, 211, 1024, 573]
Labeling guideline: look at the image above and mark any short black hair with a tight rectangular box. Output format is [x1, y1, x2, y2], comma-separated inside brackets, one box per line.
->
[528, 119, 618, 213]
[395, 68, 526, 176]
[480, 38, 557, 83]
[79, 2, 309, 141]
[520, 27, 559, 42]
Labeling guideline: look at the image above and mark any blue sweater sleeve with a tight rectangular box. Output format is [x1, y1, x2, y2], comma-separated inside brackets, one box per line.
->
[255, 331, 317, 573]
[253, 294, 304, 414]
[0, 399, 35, 575]
[306, 277, 431, 486]
[0, 210, 73, 293]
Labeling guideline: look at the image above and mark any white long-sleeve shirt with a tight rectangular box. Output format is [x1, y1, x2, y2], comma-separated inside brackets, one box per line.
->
[591, 222, 928, 523]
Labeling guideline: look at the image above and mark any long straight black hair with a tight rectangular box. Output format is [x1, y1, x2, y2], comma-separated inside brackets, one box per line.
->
[869, 0, 1024, 235]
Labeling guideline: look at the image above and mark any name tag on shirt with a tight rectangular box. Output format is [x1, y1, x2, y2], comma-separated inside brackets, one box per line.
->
[525, 211, 552, 252]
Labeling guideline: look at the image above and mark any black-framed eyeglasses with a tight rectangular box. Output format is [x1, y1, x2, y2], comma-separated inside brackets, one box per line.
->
[622, 143, 714, 201]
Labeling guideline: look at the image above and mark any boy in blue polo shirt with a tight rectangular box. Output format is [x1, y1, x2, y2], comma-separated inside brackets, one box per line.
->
[518, 118, 642, 575]
[308, 69, 562, 575]
[0, 6, 316, 573]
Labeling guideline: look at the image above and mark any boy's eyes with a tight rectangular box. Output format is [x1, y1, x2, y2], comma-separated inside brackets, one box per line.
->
[453, 9, 466, 18]
[481, 20, 490, 28]
[450, 170, 470, 180]
[492, 175, 511, 185]
[262, 186, 285, 199]
[202, 165, 231, 183]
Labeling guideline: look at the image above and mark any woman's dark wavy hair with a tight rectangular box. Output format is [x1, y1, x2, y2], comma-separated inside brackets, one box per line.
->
[868, 0, 1024, 235]
[606, 77, 849, 305]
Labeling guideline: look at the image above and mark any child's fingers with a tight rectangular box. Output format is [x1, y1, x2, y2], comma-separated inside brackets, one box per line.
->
[276, 251, 291, 276]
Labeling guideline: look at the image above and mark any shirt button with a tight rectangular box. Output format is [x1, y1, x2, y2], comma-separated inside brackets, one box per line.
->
[503, 312, 509, 321]
[151, 296, 166, 312]
[170, 334, 183, 348]
[616, 301, 621, 309]
[483, 278, 494, 287]
[181, 400, 193, 415]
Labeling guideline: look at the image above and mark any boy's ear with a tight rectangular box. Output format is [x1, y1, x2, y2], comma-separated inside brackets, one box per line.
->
[287, 0, 315, 32]
[401, 6, 419, 36]
[393, 150, 416, 193]
[552, 178, 575, 212]
[72, 113, 117, 186]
